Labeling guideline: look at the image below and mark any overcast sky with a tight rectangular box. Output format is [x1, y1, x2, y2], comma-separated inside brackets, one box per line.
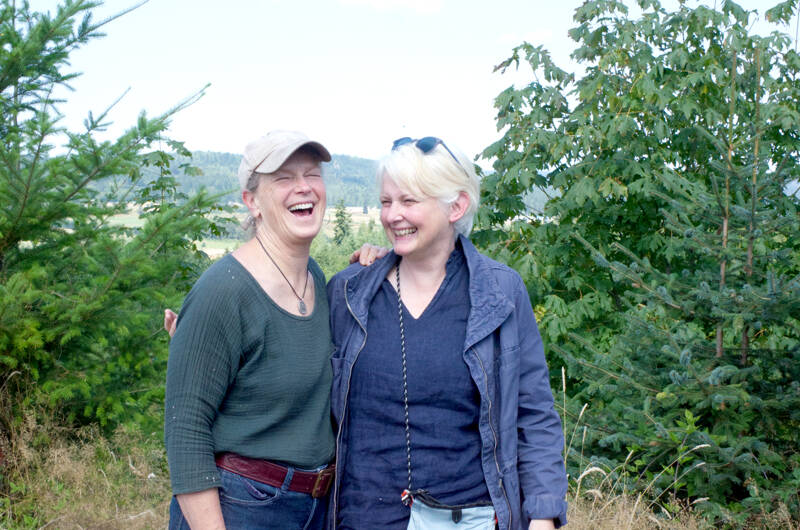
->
[28, 0, 793, 164]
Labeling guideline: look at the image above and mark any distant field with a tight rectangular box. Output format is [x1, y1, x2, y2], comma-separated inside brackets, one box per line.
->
[321, 206, 380, 237]
[108, 212, 145, 228]
[198, 238, 240, 257]
[112, 206, 381, 258]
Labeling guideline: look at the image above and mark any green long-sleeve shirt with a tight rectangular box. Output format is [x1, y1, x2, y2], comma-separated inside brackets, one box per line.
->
[164, 254, 335, 495]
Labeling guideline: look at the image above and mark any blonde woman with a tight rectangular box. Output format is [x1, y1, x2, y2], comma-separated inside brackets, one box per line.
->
[327, 137, 568, 529]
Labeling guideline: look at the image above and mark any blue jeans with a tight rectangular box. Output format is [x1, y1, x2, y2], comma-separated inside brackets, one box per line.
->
[169, 466, 328, 530]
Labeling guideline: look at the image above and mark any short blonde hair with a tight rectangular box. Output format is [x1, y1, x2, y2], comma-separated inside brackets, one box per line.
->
[377, 140, 480, 236]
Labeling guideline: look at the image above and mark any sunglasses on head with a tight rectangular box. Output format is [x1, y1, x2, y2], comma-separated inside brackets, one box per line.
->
[392, 136, 464, 170]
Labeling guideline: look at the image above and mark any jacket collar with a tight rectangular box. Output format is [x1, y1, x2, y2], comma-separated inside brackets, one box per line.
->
[343, 250, 399, 328]
[458, 234, 515, 349]
[343, 235, 514, 348]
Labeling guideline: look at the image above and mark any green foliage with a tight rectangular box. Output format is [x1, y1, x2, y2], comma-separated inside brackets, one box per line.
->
[0, 0, 230, 430]
[154, 150, 241, 202]
[478, 0, 800, 523]
[332, 200, 353, 245]
[311, 219, 387, 280]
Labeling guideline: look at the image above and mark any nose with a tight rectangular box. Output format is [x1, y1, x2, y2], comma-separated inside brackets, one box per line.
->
[293, 174, 312, 193]
[382, 201, 402, 222]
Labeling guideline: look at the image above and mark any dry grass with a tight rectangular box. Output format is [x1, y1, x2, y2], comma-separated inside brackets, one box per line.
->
[567, 492, 798, 529]
[567, 494, 706, 529]
[2, 413, 714, 530]
[1, 411, 170, 529]
[1, 409, 712, 530]
[1, 400, 795, 529]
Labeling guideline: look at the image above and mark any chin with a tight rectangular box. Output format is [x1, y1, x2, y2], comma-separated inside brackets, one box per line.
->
[298, 227, 322, 242]
[392, 243, 416, 257]
[288, 213, 322, 235]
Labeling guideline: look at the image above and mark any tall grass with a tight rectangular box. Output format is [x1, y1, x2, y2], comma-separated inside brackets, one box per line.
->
[0, 406, 716, 530]
[0, 405, 171, 529]
[1, 371, 796, 529]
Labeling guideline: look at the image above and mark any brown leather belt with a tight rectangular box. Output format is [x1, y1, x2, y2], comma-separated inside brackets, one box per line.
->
[215, 453, 335, 498]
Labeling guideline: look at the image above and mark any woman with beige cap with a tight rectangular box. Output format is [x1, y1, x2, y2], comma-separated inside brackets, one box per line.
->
[164, 130, 337, 529]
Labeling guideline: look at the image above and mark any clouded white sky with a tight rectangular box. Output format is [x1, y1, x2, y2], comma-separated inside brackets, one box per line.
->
[28, 0, 792, 163]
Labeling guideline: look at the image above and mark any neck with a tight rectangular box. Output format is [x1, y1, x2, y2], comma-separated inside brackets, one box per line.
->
[398, 235, 457, 289]
[252, 226, 310, 283]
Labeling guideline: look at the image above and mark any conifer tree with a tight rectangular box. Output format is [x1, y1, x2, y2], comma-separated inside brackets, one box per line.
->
[333, 200, 352, 244]
[0, 0, 225, 429]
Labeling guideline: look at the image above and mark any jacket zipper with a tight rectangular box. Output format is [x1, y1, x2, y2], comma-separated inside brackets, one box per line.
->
[331, 278, 368, 528]
[472, 347, 512, 530]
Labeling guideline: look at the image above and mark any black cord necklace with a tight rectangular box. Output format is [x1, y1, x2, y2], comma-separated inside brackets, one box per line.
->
[255, 234, 310, 315]
[395, 261, 414, 499]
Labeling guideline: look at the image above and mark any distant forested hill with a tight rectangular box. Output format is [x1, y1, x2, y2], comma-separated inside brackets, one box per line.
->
[168, 150, 379, 207]
[322, 154, 379, 208]
[98, 149, 554, 213]
[181, 151, 553, 213]
[92, 150, 379, 207]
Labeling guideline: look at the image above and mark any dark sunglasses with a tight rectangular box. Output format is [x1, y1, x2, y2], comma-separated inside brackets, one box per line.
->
[392, 136, 464, 170]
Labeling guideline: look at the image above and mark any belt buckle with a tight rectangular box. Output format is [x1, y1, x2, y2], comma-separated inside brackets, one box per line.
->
[311, 465, 334, 498]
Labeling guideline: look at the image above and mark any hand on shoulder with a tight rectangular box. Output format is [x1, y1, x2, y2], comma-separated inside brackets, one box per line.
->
[164, 309, 177, 338]
[349, 243, 389, 266]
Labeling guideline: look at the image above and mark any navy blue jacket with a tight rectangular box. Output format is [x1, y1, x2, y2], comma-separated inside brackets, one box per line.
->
[326, 235, 568, 529]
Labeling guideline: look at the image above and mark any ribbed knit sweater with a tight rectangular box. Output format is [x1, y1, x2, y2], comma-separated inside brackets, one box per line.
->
[164, 254, 335, 495]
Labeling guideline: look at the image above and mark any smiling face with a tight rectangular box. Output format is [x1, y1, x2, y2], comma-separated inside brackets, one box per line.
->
[379, 175, 460, 260]
[244, 148, 326, 247]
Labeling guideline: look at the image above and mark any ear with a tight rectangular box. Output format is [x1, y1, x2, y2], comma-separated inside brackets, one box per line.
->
[242, 189, 261, 221]
[448, 191, 470, 224]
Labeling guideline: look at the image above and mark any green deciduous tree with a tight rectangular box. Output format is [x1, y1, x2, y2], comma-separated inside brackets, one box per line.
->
[0, 0, 227, 431]
[477, 0, 800, 523]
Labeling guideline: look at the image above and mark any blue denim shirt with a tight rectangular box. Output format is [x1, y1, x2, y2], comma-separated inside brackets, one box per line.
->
[327, 235, 568, 529]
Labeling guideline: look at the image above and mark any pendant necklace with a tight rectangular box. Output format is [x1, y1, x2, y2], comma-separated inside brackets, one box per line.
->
[255, 234, 310, 315]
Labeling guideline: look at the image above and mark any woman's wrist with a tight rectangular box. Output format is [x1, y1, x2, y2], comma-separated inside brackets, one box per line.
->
[176, 488, 226, 530]
[528, 518, 556, 530]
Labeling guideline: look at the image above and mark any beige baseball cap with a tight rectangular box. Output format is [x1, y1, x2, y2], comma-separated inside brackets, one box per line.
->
[237, 130, 332, 190]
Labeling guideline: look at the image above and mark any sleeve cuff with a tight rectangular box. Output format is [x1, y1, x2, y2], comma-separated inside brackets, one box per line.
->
[524, 496, 568, 528]
[170, 467, 222, 496]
